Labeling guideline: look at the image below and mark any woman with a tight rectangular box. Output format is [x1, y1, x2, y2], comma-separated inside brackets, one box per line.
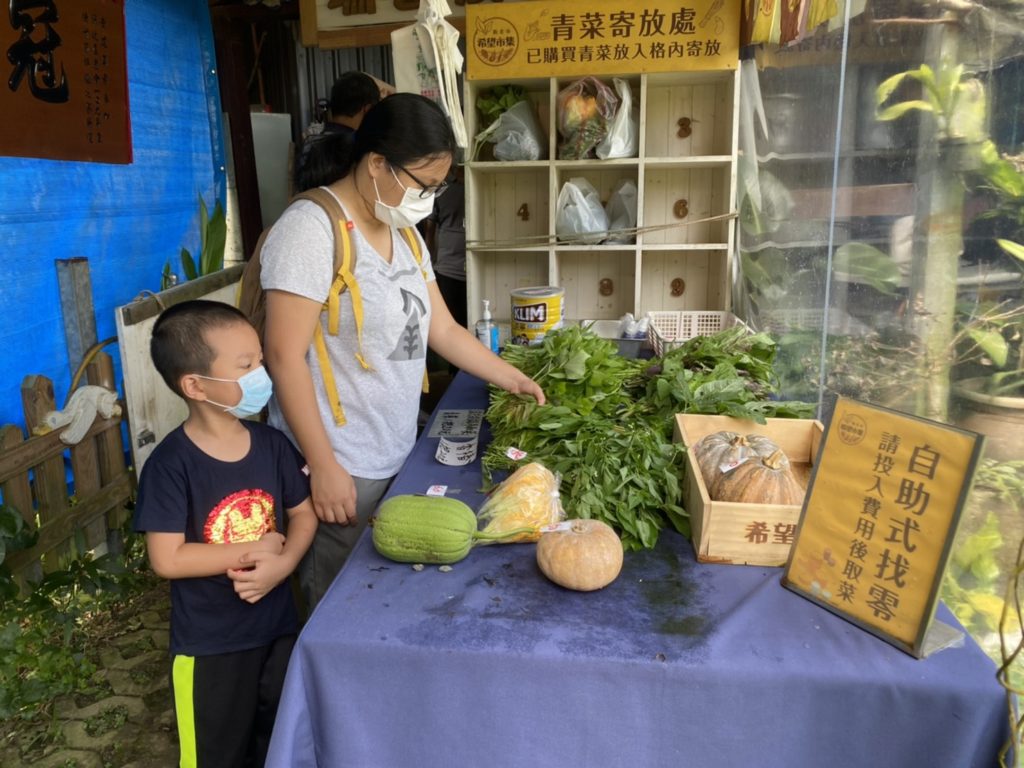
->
[259, 94, 544, 610]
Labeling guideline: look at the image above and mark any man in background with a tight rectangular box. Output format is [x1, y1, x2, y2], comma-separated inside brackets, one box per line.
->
[293, 72, 394, 193]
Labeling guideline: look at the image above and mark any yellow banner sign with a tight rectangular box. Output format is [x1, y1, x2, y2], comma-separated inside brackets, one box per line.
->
[783, 398, 983, 658]
[467, 1, 739, 80]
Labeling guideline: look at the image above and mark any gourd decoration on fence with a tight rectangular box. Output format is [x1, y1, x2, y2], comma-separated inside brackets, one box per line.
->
[40, 385, 121, 445]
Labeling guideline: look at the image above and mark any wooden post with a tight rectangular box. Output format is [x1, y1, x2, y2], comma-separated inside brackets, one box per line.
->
[87, 351, 132, 546]
[56, 258, 99, 378]
[21, 376, 72, 570]
[213, 15, 263, 256]
[0, 425, 41, 589]
[0, 425, 33, 527]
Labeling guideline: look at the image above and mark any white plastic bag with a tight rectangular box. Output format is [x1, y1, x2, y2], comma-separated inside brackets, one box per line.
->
[475, 100, 547, 161]
[603, 179, 637, 244]
[556, 178, 609, 244]
[596, 78, 638, 159]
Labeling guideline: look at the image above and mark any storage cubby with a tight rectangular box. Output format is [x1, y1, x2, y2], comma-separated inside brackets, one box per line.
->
[639, 251, 728, 315]
[465, 69, 739, 328]
[555, 250, 637, 321]
[642, 166, 732, 246]
[466, 250, 549, 324]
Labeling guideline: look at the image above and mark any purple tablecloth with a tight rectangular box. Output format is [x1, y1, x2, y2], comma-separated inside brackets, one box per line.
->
[267, 373, 1010, 768]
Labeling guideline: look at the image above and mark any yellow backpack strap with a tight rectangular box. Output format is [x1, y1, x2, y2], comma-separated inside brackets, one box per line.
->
[294, 187, 369, 426]
[399, 227, 431, 395]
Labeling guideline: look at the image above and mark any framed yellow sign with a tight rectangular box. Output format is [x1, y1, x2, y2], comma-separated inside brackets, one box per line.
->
[467, 1, 739, 80]
[783, 397, 984, 658]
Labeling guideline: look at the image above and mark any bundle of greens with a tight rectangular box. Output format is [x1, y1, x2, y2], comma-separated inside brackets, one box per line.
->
[484, 325, 814, 551]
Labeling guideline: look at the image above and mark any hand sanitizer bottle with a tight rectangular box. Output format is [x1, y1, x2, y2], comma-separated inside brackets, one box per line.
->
[474, 299, 500, 353]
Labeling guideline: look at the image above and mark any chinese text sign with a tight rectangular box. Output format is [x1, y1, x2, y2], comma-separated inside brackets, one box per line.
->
[783, 398, 983, 657]
[1, 0, 131, 164]
[467, 1, 739, 80]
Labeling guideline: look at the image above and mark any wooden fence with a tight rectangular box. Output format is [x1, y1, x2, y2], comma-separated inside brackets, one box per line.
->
[0, 351, 133, 588]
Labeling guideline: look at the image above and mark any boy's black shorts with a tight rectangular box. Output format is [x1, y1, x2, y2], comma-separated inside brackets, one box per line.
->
[170, 633, 296, 768]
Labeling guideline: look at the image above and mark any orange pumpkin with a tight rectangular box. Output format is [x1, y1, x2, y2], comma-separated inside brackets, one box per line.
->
[710, 449, 805, 505]
[536, 519, 623, 591]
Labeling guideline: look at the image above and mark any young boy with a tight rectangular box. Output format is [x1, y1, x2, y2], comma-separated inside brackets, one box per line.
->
[134, 299, 317, 768]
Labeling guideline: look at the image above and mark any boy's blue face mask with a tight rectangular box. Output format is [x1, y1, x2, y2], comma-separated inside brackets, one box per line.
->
[197, 366, 273, 418]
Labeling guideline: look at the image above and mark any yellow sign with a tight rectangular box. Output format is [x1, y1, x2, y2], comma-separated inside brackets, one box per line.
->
[467, 1, 739, 80]
[783, 398, 983, 658]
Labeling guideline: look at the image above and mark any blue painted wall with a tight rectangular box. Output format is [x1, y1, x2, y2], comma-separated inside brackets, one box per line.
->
[0, 0, 224, 430]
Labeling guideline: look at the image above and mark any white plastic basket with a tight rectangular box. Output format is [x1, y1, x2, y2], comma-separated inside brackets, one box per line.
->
[647, 311, 749, 357]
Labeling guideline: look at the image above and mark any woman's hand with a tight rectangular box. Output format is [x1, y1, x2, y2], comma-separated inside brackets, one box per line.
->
[310, 459, 358, 525]
[502, 369, 546, 405]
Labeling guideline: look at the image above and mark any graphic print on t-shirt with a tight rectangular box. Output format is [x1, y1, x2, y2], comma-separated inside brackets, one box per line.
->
[203, 489, 277, 543]
[389, 287, 427, 361]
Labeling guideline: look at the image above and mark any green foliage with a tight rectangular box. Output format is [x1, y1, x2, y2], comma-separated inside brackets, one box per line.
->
[0, 517, 153, 722]
[0, 505, 38, 601]
[475, 84, 527, 129]
[165, 193, 226, 285]
[485, 326, 813, 550]
[942, 459, 1024, 640]
[773, 329, 927, 410]
[875, 62, 987, 144]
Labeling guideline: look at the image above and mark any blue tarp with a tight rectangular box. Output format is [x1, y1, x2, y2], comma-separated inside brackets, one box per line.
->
[0, 0, 224, 431]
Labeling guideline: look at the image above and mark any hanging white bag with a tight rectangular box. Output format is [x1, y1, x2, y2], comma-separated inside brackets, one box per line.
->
[474, 100, 547, 161]
[604, 179, 638, 244]
[596, 78, 639, 159]
[390, 0, 468, 149]
[391, 24, 440, 101]
[555, 177, 609, 244]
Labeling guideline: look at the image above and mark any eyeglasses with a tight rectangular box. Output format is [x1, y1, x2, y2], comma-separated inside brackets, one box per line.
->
[391, 163, 455, 199]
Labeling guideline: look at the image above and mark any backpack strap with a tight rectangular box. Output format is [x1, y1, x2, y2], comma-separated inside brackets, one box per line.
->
[293, 187, 368, 426]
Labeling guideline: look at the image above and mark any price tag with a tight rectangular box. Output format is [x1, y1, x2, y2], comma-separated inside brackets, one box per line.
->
[425, 484, 448, 497]
[435, 436, 479, 466]
[427, 409, 485, 439]
[505, 446, 528, 461]
[539, 521, 573, 533]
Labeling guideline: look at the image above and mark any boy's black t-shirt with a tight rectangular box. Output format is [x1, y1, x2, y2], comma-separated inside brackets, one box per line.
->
[133, 421, 311, 656]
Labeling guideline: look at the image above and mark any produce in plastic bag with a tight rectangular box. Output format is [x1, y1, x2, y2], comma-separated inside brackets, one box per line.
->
[596, 78, 638, 159]
[604, 179, 637, 244]
[476, 462, 566, 543]
[474, 99, 547, 161]
[556, 77, 618, 160]
[555, 177, 609, 244]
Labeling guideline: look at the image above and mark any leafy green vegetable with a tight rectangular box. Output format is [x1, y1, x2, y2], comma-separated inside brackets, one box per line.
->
[485, 325, 814, 550]
[476, 85, 528, 129]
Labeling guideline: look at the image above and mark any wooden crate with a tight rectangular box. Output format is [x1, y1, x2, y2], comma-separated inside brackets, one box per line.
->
[674, 414, 824, 566]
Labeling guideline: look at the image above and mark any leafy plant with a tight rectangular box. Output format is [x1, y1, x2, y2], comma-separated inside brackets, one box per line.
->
[163, 193, 226, 286]
[942, 458, 1024, 640]
[0, 516, 153, 722]
[484, 326, 813, 550]
[0, 504, 38, 601]
[875, 62, 987, 146]
[475, 84, 528, 129]
[877, 61, 1024, 403]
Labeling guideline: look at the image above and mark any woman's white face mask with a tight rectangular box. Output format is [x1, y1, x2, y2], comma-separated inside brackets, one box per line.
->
[372, 165, 435, 228]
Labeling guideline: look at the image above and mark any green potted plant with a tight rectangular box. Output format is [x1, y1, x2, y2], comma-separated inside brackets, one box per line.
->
[161, 194, 226, 289]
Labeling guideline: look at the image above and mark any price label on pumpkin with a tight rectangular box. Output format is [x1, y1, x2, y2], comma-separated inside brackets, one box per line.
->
[539, 521, 574, 533]
[435, 436, 478, 466]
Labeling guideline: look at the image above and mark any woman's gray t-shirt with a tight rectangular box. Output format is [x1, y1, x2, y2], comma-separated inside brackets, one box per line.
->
[259, 194, 434, 479]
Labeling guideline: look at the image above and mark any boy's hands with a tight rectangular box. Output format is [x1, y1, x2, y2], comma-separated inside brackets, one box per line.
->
[228, 550, 291, 603]
[251, 531, 286, 555]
